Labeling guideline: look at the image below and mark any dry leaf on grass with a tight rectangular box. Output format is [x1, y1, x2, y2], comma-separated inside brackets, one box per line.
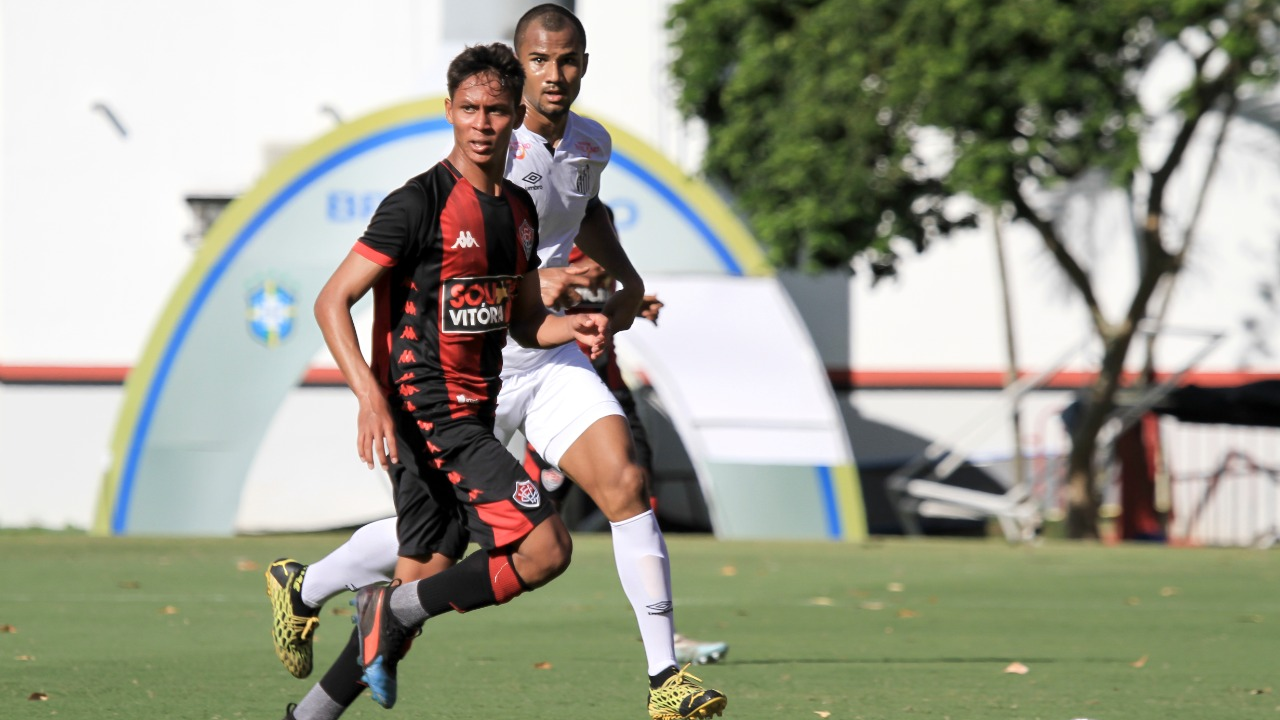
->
[1159, 586, 1179, 597]
[1248, 688, 1271, 695]
[887, 582, 905, 592]
[859, 601, 885, 611]
[1003, 662, 1029, 675]
[896, 609, 919, 619]
[16, 655, 34, 661]
[814, 712, 831, 718]
[1124, 596, 1141, 606]
[808, 597, 835, 606]
[1131, 655, 1148, 668]
[533, 661, 553, 670]
[118, 580, 141, 589]
[720, 565, 737, 577]
[28, 692, 48, 701]
[0, 624, 16, 633]
[237, 560, 260, 571]
[160, 606, 179, 615]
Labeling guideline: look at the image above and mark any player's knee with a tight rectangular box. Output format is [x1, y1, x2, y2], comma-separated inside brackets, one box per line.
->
[618, 462, 648, 500]
[596, 463, 649, 519]
[517, 520, 573, 587]
[541, 532, 573, 579]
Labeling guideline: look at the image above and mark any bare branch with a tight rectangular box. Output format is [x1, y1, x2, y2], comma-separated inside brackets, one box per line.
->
[1010, 184, 1107, 334]
[1146, 60, 1238, 234]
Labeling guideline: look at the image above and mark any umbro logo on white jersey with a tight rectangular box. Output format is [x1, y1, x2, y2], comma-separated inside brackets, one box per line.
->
[451, 231, 478, 249]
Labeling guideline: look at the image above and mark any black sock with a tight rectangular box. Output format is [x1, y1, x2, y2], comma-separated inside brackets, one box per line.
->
[413, 550, 500, 615]
[650, 665, 679, 688]
[317, 628, 367, 707]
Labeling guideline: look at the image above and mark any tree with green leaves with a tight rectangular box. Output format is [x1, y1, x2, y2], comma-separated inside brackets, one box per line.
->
[668, 0, 1280, 537]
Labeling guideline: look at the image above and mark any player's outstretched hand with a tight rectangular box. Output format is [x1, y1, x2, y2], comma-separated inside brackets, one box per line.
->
[355, 392, 398, 471]
[637, 295, 664, 325]
[570, 313, 610, 359]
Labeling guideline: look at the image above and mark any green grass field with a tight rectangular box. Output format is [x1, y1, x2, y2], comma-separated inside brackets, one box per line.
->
[2, 531, 1277, 720]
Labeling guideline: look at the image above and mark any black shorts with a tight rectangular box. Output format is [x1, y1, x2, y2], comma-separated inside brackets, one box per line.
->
[389, 410, 470, 559]
[390, 408, 556, 555]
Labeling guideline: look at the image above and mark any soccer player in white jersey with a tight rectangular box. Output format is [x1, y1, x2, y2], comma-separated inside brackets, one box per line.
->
[268, 6, 727, 720]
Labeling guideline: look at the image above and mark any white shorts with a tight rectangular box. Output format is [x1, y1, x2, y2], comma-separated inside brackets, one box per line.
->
[495, 342, 624, 469]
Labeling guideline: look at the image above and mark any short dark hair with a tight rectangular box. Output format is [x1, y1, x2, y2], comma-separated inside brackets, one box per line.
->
[446, 43, 524, 102]
[514, 3, 586, 53]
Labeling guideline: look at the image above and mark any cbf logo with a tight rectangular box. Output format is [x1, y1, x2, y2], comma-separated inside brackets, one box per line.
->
[246, 279, 296, 347]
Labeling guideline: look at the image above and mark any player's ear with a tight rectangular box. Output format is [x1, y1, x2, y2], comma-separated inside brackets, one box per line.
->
[444, 97, 454, 125]
[581, 52, 589, 78]
[514, 101, 526, 127]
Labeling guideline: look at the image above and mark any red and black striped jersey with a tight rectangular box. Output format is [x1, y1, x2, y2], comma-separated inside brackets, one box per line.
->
[354, 160, 540, 421]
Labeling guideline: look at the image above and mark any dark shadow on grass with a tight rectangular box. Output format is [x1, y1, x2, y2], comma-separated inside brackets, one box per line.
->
[727, 657, 1122, 665]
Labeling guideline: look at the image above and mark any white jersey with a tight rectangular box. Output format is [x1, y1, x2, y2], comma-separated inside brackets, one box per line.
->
[502, 112, 612, 374]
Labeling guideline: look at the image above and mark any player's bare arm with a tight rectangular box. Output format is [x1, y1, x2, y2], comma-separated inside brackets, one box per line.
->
[510, 270, 608, 358]
[573, 200, 645, 332]
[314, 250, 398, 471]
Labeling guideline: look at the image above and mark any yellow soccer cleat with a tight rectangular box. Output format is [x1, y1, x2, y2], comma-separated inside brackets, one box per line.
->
[648, 664, 728, 720]
[265, 558, 321, 678]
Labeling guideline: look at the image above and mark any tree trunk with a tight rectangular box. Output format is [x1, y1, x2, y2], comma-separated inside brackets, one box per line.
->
[1064, 405, 1103, 539]
[1064, 332, 1134, 538]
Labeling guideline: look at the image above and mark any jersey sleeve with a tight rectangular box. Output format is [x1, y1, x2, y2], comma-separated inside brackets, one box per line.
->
[354, 183, 427, 267]
[509, 183, 542, 272]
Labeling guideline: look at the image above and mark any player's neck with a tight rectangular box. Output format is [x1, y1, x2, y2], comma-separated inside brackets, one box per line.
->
[521, 106, 570, 146]
[445, 150, 505, 195]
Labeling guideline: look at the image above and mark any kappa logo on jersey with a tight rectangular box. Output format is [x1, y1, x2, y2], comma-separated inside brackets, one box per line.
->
[440, 275, 519, 334]
[513, 478, 541, 508]
[455, 393, 480, 405]
[451, 230, 479, 249]
[518, 219, 535, 260]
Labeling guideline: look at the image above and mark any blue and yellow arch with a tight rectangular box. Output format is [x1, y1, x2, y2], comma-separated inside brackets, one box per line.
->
[95, 98, 864, 540]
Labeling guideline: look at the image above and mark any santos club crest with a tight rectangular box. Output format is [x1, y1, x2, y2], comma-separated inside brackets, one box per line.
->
[513, 478, 541, 508]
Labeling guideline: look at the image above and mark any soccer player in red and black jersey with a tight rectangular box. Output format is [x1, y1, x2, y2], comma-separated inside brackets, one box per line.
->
[288, 44, 607, 718]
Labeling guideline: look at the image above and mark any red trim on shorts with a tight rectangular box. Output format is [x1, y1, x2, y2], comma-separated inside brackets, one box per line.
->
[353, 240, 396, 267]
[475, 501, 535, 548]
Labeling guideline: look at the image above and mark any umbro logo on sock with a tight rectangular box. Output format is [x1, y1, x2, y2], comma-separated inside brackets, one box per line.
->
[646, 601, 673, 615]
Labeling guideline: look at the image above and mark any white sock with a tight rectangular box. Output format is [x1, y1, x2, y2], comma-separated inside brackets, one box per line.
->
[609, 510, 678, 676]
[300, 517, 399, 608]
